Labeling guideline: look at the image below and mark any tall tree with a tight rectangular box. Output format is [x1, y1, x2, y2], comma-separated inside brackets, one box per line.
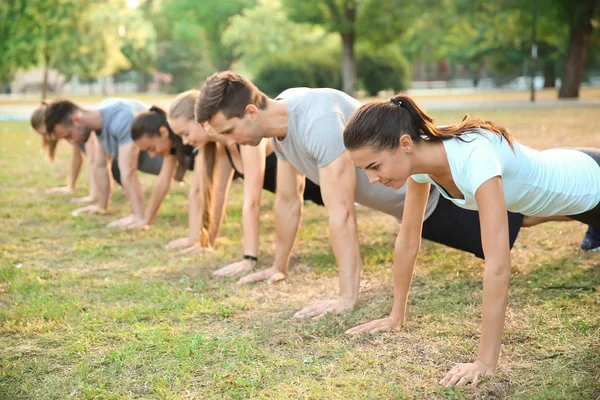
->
[558, 0, 599, 98]
[282, 0, 408, 96]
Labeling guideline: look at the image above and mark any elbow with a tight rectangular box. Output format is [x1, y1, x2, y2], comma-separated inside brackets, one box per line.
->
[276, 196, 301, 216]
[394, 238, 421, 260]
[327, 205, 353, 230]
[243, 199, 260, 215]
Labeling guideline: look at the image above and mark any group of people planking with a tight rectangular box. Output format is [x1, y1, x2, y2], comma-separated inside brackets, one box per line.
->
[32, 71, 600, 388]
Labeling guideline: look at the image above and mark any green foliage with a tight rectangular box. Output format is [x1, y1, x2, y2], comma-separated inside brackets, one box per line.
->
[223, 0, 338, 75]
[253, 51, 341, 97]
[356, 45, 411, 95]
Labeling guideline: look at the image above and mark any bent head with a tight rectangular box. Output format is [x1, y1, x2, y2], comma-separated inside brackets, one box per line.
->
[195, 71, 267, 147]
[168, 90, 212, 147]
[44, 100, 92, 145]
[31, 102, 59, 161]
[131, 106, 174, 157]
[343, 95, 433, 189]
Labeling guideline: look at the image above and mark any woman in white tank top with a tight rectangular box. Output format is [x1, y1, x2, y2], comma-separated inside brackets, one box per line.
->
[342, 94, 600, 388]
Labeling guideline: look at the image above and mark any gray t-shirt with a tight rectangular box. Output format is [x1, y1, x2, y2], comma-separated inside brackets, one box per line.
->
[272, 88, 439, 221]
[97, 99, 148, 159]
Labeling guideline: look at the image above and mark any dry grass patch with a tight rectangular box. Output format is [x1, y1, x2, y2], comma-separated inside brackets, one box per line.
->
[1, 106, 599, 399]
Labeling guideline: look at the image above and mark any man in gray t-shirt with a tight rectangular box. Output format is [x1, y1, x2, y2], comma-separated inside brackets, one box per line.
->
[45, 99, 163, 228]
[195, 71, 523, 319]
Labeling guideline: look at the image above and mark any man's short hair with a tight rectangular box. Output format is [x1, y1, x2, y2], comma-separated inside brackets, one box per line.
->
[195, 71, 268, 124]
[44, 100, 80, 134]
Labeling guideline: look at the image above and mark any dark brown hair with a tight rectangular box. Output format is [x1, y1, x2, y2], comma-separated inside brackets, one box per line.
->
[343, 93, 514, 151]
[131, 105, 185, 170]
[44, 100, 80, 134]
[30, 102, 59, 161]
[195, 71, 268, 124]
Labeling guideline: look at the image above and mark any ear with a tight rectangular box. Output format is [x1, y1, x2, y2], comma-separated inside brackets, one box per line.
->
[159, 126, 169, 138]
[71, 111, 82, 124]
[245, 104, 260, 120]
[398, 134, 414, 154]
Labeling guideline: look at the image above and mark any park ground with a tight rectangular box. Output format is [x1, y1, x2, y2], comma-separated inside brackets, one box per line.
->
[0, 95, 599, 399]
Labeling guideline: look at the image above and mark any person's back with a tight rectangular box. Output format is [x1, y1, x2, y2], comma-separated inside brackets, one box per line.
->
[412, 131, 600, 217]
[273, 87, 439, 220]
[97, 99, 149, 159]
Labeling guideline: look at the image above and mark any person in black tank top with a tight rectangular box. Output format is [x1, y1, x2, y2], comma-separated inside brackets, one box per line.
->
[224, 145, 323, 205]
[109, 105, 199, 230]
[165, 89, 324, 276]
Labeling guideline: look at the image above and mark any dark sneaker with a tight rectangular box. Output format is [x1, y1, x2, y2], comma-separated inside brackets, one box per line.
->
[580, 226, 600, 252]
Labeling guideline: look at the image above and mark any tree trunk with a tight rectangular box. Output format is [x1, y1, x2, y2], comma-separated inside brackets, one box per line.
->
[41, 49, 51, 101]
[341, 32, 356, 96]
[340, 1, 357, 96]
[543, 61, 556, 88]
[558, 0, 597, 98]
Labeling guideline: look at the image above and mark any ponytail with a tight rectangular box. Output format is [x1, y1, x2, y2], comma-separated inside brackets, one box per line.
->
[344, 93, 514, 151]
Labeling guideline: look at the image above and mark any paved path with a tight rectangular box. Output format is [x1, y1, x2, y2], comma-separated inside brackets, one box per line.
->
[1, 99, 598, 122]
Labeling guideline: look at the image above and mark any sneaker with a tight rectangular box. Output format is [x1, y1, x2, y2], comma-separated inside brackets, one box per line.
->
[580, 226, 600, 252]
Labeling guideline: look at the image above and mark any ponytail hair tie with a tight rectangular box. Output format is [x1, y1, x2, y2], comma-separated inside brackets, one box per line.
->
[390, 98, 402, 107]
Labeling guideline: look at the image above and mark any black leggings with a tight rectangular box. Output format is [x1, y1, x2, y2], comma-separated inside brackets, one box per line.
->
[111, 151, 164, 186]
[566, 148, 600, 227]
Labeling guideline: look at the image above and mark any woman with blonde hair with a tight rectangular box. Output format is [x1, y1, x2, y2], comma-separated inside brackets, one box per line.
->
[166, 90, 323, 276]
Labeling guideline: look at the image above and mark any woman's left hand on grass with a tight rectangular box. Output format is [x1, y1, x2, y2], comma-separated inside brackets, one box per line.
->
[439, 360, 493, 388]
[71, 195, 96, 204]
[107, 215, 137, 229]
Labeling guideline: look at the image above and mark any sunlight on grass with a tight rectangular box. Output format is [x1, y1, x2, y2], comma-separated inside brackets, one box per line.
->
[1, 108, 599, 398]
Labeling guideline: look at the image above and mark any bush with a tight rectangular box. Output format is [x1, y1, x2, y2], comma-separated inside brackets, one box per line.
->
[254, 52, 341, 97]
[357, 46, 411, 96]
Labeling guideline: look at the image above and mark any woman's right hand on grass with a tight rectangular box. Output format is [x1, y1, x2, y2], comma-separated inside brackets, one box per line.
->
[166, 237, 194, 250]
[46, 186, 75, 194]
[345, 317, 402, 335]
[236, 266, 286, 285]
[212, 259, 255, 277]
[71, 205, 105, 216]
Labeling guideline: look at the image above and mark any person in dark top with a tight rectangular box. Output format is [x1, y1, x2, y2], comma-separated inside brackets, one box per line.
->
[164, 90, 323, 276]
[125, 106, 200, 230]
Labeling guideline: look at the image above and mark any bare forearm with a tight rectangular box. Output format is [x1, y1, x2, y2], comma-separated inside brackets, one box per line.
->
[122, 174, 145, 219]
[273, 197, 302, 273]
[389, 239, 420, 321]
[94, 166, 111, 210]
[242, 201, 260, 257]
[144, 178, 171, 226]
[478, 262, 511, 369]
[328, 208, 360, 303]
[208, 180, 229, 245]
[187, 184, 202, 242]
[69, 149, 83, 189]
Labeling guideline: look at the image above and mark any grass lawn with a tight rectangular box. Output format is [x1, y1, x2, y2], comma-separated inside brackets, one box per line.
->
[1, 106, 599, 399]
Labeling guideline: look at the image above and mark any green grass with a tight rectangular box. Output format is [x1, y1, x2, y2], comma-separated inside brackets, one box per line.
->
[1, 108, 600, 399]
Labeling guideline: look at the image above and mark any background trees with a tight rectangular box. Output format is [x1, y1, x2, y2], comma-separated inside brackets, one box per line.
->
[1, 0, 598, 98]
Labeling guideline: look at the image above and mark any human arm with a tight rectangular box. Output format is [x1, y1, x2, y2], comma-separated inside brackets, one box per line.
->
[439, 177, 509, 387]
[236, 159, 304, 285]
[117, 143, 145, 220]
[292, 150, 360, 319]
[346, 178, 430, 334]
[167, 145, 234, 253]
[213, 141, 266, 276]
[45, 145, 83, 194]
[71, 140, 111, 216]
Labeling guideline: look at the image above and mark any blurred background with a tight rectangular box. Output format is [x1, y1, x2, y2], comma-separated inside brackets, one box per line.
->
[1, 0, 599, 101]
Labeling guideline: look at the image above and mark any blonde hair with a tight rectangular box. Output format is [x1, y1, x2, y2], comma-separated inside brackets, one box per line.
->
[168, 90, 200, 121]
[169, 90, 217, 247]
[30, 103, 59, 161]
